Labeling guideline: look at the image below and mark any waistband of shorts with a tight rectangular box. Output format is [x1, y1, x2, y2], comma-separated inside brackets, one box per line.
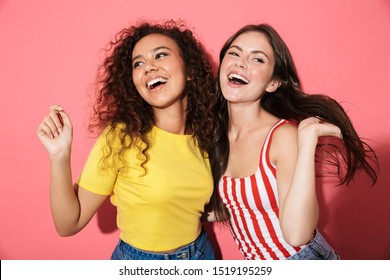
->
[308, 229, 333, 256]
[118, 228, 207, 260]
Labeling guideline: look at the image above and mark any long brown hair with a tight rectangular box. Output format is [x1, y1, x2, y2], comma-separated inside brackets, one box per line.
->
[210, 24, 378, 221]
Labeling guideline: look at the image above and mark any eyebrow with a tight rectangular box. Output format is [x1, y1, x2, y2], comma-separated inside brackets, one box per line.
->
[132, 46, 172, 62]
[228, 45, 270, 60]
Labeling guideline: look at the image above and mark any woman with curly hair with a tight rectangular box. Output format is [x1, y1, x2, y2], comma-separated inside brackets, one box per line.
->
[37, 20, 217, 260]
[208, 23, 378, 260]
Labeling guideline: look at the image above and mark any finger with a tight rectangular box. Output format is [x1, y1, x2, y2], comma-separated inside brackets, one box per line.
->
[314, 115, 325, 123]
[57, 111, 72, 128]
[332, 126, 342, 139]
[49, 105, 66, 129]
[37, 122, 55, 139]
[300, 117, 320, 126]
[50, 104, 64, 112]
[48, 111, 64, 133]
[43, 115, 61, 137]
[318, 123, 342, 138]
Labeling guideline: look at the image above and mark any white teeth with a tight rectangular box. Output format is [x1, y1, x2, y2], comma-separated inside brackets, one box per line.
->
[147, 78, 168, 88]
[228, 73, 249, 84]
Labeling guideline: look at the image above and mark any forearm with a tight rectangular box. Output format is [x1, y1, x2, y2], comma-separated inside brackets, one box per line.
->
[49, 153, 82, 236]
[280, 140, 319, 246]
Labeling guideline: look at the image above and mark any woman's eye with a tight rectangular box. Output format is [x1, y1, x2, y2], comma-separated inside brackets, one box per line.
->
[253, 57, 265, 63]
[133, 61, 144, 69]
[155, 52, 168, 59]
[228, 51, 239, 57]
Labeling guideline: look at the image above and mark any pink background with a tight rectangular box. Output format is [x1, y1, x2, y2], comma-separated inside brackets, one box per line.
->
[1, 0, 389, 260]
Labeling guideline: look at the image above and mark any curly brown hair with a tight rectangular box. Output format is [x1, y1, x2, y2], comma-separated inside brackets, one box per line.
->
[89, 19, 217, 172]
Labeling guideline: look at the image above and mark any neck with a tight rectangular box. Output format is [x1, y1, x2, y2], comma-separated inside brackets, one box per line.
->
[228, 102, 261, 130]
[154, 107, 187, 135]
[228, 102, 275, 137]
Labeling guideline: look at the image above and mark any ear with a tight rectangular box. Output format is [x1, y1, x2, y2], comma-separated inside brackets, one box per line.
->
[186, 68, 193, 81]
[266, 79, 281, 93]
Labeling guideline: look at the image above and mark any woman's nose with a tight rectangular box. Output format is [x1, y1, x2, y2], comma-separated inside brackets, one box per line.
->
[234, 59, 246, 69]
[144, 61, 158, 73]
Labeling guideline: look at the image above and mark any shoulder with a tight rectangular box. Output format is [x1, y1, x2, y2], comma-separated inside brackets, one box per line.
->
[272, 121, 298, 141]
[94, 123, 128, 149]
[270, 121, 298, 160]
[101, 122, 129, 139]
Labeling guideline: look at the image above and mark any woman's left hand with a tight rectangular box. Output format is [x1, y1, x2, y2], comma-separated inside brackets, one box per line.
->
[298, 117, 342, 145]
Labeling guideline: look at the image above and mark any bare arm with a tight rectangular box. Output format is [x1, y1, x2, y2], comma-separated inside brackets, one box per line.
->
[37, 105, 107, 236]
[275, 117, 342, 246]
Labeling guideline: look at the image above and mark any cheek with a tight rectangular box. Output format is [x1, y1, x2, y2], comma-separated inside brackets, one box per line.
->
[219, 60, 231, 86]
[219, 60, 229, 81]
[220, 58, 230, 72]
[132, 72, 142, 90]
[172, 65, 188, 89]
[219, 75, 228, 90]
[220, 76, 234, 99]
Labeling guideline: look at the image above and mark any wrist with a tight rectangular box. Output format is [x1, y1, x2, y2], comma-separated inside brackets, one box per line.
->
[49, 150, 71, 162]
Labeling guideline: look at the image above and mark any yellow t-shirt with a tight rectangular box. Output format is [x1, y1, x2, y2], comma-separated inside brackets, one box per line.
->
[78, 126, 213, 251]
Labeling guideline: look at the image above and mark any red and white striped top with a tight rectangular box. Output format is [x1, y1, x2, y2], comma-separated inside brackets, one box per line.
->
[218, 119, 306, 260]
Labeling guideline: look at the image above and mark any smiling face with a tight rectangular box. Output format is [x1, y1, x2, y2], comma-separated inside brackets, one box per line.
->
[219, 31, 280, 104]
[132, 33, 188, 109]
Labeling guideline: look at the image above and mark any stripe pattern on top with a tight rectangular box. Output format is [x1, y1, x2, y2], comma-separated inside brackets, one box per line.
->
[218, 119, 305, 260]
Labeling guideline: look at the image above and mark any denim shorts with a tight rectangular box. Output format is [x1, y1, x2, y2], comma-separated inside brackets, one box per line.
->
[111, 229, 215, 260]
[287, 230, 341, 260]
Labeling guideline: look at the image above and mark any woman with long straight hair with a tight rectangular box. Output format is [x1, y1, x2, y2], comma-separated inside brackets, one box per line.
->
[209, 23, 378, 260]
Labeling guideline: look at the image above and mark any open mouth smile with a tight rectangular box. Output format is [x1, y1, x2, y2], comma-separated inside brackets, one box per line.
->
[146, 77, 168, 90]
[228, 73, 249, 85]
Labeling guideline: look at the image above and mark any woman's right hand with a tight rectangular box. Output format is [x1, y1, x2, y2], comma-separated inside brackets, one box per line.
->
[37, 105, 73, 158]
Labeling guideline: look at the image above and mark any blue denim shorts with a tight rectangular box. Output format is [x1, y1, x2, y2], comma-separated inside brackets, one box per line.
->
[287, 230, 341, 260]
[111, 229, 215, 260]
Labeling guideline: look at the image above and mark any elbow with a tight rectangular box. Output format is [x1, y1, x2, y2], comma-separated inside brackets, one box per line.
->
[57, 230, 74, 237]
[281, 227, 314, 247]
[54, 225, 79, 237]
[283, 234, 312, 247]
[280, 215, 318, 247]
